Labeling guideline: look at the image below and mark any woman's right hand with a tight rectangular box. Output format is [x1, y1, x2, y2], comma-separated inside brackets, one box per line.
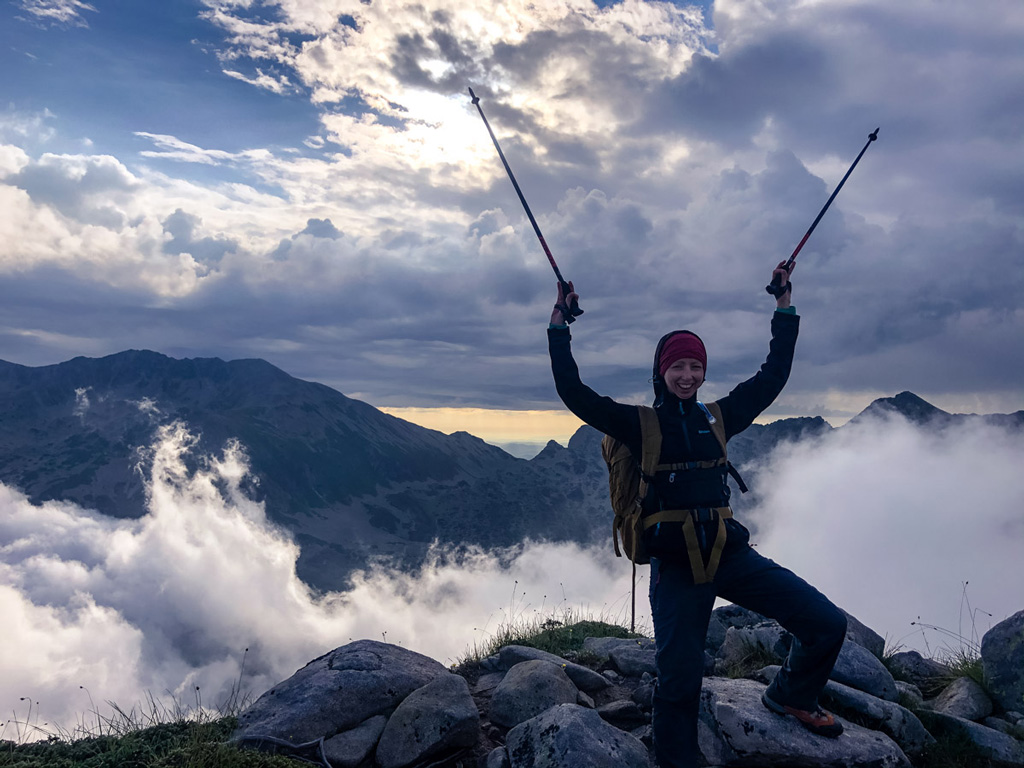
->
[551, 281, 578, 325]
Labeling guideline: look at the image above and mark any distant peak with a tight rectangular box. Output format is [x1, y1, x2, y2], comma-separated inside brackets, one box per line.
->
[859, 391, 948, 423]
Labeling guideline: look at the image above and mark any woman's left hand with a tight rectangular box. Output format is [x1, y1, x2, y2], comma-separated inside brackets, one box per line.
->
[772, 261, 793, 309]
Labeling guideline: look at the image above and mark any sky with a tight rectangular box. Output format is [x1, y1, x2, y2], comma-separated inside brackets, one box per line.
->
[3, 410, 1022, 739]
[0, 0, 1022, 452]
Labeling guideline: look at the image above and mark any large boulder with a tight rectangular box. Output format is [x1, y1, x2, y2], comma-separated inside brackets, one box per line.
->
[233, 639, 448, 746]
[375, 673, 480, 768]
[504, 704, 652, 768]
[498, 645, 610, 692]
[759, 665, 935, 758]
[918, 709, 1024, 766]
[489, 660, 578, 729]
[697, 677, 912, 767]
[610, 645, 659, 677]
[981, 610, 1024, 713]
[831, 639, 899, 701]
[932, 676, 994, 721]
[844, 611, 886, 659]
[583, 636, 656, 659]
[886, 650, 953, 696]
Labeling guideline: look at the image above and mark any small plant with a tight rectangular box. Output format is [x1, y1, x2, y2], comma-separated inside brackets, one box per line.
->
[721, 638, 784, 680]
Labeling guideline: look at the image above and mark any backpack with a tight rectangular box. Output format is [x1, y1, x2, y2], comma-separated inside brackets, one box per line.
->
[602, 401, 745, 627]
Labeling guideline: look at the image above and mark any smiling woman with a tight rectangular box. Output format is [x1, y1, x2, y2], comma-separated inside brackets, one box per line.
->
[377, 406, 585, 456]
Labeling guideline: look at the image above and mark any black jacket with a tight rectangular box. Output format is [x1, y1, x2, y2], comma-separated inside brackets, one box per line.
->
[548, 311, 800, 472]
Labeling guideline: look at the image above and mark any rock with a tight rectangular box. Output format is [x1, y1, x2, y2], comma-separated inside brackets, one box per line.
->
[932, 676, 993, 721]
[918, 709, 1024, 765]
[831, 639, 899, 701]
[233, 639, 448, 745]
[983, 716, 1018, 736]
[715, 624, 789, 675]
[475, 671, 504, 694]
[582, 636, 656, 659]
[632, 680, 655, 711]
[597, 700, 648, 729]
[759, 665, 935, 758]
[609, 645, 658, 677]
[895, 681, 924, 710]
[713, 604, 767, 629]
[375, 673, 479, 768]
[981, 610, 1024, 713]
[697, 677, 912, 767]
[322, 715, 387, 768]
[577, 690, 595, 708]
[505, 704, 652, 768]
[489, 660, 579, 729]
[1007, 711, 1024, 725]
[485, 746, 511, 768]
[886, 650, 953, 696]
[498, 645, 610, 692]
[844, 611, 886, 659]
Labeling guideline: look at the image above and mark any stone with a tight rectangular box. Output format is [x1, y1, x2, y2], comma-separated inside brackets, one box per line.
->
[583, 636, 656, 659]
[932, 676, 993, 721]
[759, 665, 935, 757]
[1007, 711, 1024, 725]
[981, 610, 1024, 713]
[918, 709, 1024, 765]
[498, 645, 610, 692]
[697, 676, 912, 767]
[844, 610, 886, 659]
[505, 704, 652, 768]
[375, 673, 480, 768]
[886, 650, 953, 696]
[489, 660, 579, 729]
[597, 699, 648, 729]
[322, 715, 387, 768]
[609, 645, 658, 677]
[983, 716, 1017, 736]
[577, 690, 595, 708]
[632, 680, 655, 711]
[831, 639, 899, 701]
[485, 746, 511, 768]
[895, 681, 924, 710]
[715, 624, 789, 675]
[233, 639, 448, 746]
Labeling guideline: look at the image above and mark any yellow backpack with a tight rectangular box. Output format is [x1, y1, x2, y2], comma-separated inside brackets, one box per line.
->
[602, 401, 735, 627]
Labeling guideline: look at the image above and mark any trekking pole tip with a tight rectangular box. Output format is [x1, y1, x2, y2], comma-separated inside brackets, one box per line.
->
[468, 86, 479, 105]
[869, 127, 879, 141]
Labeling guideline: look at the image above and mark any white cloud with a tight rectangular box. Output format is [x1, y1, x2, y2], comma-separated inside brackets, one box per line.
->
[15, 0, 96, 27]
[752, 412, 1024, 655]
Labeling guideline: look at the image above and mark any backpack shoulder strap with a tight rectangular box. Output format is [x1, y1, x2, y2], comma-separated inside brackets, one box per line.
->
[636, 405, 661, 477]
[699, 401, 727, 457]
[701, 400, 749, 494]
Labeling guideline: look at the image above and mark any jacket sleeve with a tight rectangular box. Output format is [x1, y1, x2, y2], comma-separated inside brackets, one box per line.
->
[548, 326, 641, 449]
[718, 311, 800, 440]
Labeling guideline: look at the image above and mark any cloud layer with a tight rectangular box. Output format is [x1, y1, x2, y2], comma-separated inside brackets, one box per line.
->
[1, 0, 1022, 420]
[3, 412, 1022, 738]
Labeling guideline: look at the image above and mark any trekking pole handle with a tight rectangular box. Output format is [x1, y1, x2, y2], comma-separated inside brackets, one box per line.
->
[469, 86, 583, 323]
[766, 127, 879, 297]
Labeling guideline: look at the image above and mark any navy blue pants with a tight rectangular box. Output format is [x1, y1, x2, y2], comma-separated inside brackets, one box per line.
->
[649, 520, 847, 768]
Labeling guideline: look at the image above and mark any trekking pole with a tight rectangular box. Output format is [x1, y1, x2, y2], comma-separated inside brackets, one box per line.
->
[468, 86, 583, 323]
[767, 128, 880, 296]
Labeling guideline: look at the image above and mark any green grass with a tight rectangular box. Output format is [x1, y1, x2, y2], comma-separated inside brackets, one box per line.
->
[0, 718, 298, 768]
[455, 606, 646, 672]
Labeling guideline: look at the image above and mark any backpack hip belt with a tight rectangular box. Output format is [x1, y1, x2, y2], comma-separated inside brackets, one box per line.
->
[643, 506, 732, 584]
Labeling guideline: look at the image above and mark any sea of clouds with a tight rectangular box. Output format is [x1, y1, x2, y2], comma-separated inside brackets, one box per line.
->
[2, 413, 1022, 739]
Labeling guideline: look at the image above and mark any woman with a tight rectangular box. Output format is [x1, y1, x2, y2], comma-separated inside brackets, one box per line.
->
[547, 263, 847, 768]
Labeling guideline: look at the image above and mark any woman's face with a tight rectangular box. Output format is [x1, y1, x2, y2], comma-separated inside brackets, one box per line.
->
[664, 357, 705, 400]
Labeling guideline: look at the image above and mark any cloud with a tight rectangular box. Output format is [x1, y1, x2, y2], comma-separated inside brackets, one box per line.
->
[0, 422, 642, 738]
[0, 0, 1022, 417]
[750, 412, 1024, 654]
[15, 0, 96, 27]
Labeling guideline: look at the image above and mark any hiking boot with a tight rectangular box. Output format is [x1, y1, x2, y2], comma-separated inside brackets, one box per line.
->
[761, 690, 844, 738]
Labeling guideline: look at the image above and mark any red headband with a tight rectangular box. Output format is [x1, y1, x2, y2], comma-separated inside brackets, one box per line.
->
[658, 332, 707, 378]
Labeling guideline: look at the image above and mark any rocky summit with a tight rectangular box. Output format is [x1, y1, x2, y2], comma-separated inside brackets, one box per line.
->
[232, 609, 1024, 768]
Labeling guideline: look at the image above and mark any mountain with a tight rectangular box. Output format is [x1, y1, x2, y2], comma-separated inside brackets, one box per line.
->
[0, 352, 1018, 591]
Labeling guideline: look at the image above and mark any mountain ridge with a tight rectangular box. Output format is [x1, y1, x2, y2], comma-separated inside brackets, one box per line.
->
[0, 350, 1019, 591]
